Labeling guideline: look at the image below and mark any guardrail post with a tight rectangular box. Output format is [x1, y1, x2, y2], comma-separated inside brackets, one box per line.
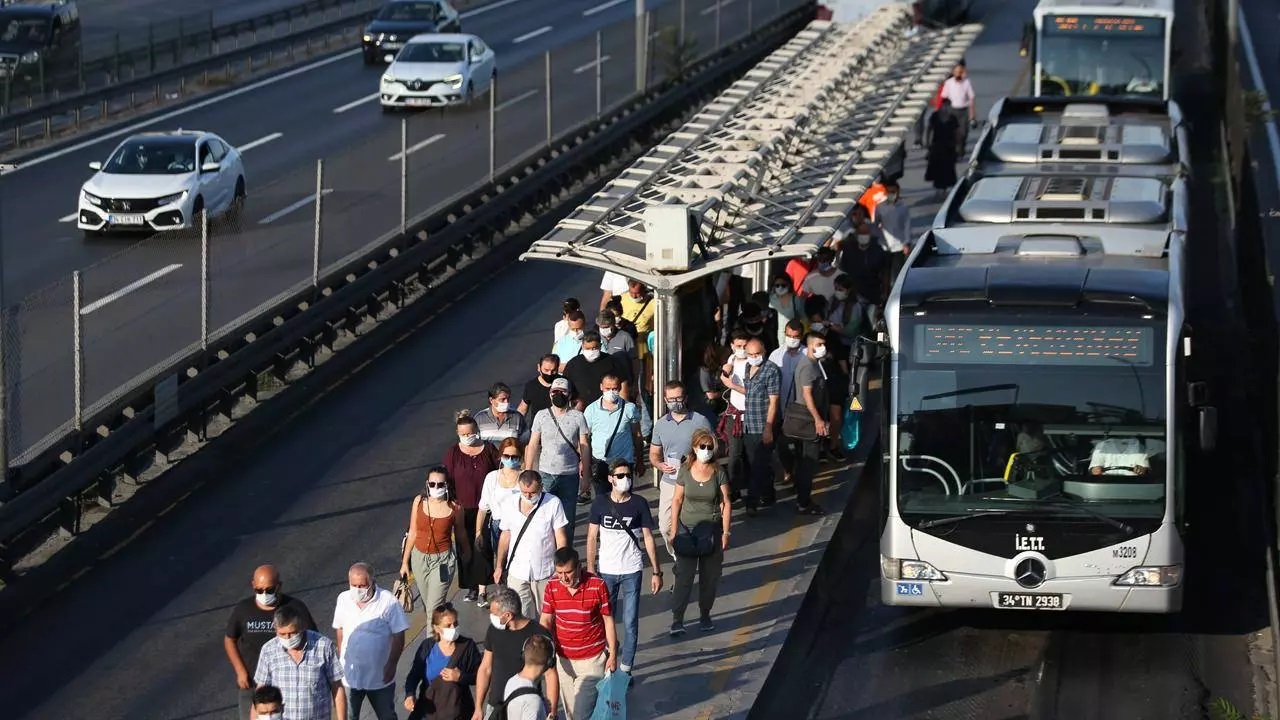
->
[313, 158, 323, 287]
[72, 270, 82, 432]
[148, 23, 156, 73]
[715, 0, 722, 50]
[399, 117, 407, 235]
[595, 30, 603, 118]
[679, 0, 686, 47]
[113, 34, 120, 81]
[200, 208, 209, 350]
[544, 50, 552, 148]
[488, 74, 496, 184]
[177, 17, 185, 64]
[634, 0, 646, 95]
[0, 196, 9, 480]
[747, 0, 753, 34]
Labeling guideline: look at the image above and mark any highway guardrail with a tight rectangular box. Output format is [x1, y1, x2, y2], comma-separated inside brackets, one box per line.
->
[0, 0, 818, 602]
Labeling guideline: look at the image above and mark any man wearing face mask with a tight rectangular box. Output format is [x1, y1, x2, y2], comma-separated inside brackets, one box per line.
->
[723, 337, 781, 513]
[800, 246, 840, 302]
[475, 382, 529, 445]
[494, 471, 570, 620]
[563, 331, 631, 412]
[769, 321, 807, 485]
[518, 354, 562, 421]
[839, 211, 889, 336]
[768, 272, 803, 349]
[552, 311, 589, 372]
[648, 381, 713, 559]
[253, 604, 345, 720]
[251, 685, 285, 720]
[540, 547, 618, 720]
[226, 565, 318, 720]
[583, 374, 644, 499]
[471, 585, 558, 720]
[526, 378, 591, 542]
[718, 331, 751, 502]
[332, 562, 411, 720]
[871, 177, 911, 292]
[783, 333, 830, 515]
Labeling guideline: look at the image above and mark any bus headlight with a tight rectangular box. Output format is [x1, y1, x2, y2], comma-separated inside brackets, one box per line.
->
[1114, 565, 1182, 587]
[882, 556, 947, 581]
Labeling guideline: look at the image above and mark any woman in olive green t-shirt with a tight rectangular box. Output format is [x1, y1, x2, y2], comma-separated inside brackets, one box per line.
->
[667, 428, 732, 635]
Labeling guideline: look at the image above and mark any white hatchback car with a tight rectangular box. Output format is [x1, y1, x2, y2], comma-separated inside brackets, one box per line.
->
[379, 33, 496, 110]
[77, 130, 247, 238]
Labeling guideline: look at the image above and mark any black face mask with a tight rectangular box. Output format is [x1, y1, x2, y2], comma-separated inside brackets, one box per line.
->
[540, 372, 556, 382]
[550, 394, 569, 408]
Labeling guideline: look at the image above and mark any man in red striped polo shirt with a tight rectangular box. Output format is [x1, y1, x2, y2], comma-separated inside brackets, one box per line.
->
[539, 547, 618, 720]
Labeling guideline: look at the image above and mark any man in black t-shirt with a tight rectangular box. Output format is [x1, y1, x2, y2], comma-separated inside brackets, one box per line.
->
[223, 565, 318, 720]
[472, 585, 558, 720]
[519, 353, 563, 421]
[564, 331, 631, 410]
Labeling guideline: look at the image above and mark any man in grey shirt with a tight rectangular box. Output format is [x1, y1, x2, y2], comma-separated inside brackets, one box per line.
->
[786, 332, 829, 515]
[525, 377, 591, 543]
[647, 380, 712, 559]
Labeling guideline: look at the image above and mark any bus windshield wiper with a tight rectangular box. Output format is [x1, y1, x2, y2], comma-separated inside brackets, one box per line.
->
[1028, 499, 1134, 534]
[916, 509, 1015, 529]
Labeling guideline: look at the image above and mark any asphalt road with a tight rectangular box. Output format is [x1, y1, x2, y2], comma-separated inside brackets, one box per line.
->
[766, 0, 1270, 718]
[0, 0, 785, 459]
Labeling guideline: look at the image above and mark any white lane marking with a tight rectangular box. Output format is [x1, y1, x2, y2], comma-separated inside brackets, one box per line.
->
[1239, 8, 1280, 195]
[583, 0, 627, 16]
[258, 188, 334, 225]
[388, 133, 447, 161]
[237, 132, 283, 152]
[574, 55, 612, 74]
[333, 92, 380, 114]
[496, 89, 539, 112]
[80, 263, 183, 315]
[701, 0, 735, 15]
[513, 26, 552, 44]
[2, 0, 524, 176]
[59, 212, 77, 222]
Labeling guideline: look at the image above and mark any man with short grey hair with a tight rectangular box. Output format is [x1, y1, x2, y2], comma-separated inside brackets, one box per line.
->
[332, 562, 410, 720]
[471, 586, 559, 720]
[253, 604, 345, 720]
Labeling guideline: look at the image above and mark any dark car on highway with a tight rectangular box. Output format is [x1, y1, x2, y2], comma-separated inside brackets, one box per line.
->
[0, 0, 81, 84]
[362, 0, 463, 65]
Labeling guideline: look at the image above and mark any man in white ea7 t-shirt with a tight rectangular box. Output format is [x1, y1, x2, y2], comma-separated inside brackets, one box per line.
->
[331, 562, 410, 720]
[494, 471, 570, 619]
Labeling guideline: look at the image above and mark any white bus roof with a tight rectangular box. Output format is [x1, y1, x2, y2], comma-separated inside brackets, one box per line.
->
[1033, 0, 1175, 17]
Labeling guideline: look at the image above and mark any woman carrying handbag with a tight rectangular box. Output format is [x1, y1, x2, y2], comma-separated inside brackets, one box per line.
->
[402, 605, 483, 720]
[667, 428, 732, 636]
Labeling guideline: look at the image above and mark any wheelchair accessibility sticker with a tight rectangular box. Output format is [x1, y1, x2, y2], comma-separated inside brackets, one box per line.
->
[895, 582, 925, 596]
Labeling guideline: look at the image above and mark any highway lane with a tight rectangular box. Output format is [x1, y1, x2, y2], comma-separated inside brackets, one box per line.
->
[0, 253, 608, 719]
[2, 0, 773, 458]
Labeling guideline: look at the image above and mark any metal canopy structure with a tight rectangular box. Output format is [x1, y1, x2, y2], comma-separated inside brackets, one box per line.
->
[520, 5, 983, 291]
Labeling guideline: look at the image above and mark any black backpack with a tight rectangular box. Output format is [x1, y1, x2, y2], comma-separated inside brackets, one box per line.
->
[491, 686, 543, 720]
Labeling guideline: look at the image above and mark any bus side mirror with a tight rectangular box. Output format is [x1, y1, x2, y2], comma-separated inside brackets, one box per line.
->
[1198, 406, 1217, 453]
[1187, 381, 1210, 407]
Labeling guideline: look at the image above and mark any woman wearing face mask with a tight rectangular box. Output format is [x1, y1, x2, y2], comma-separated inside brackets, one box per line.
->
[402, 605, 483, 720]
[401, 467, 473, 617]
[444, 414, 499, 604]
[667, 428, 732, 635]
[769, 272, 803, 349]
[475, 438, 525, 607]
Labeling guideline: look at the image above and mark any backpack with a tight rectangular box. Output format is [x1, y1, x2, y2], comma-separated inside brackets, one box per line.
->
[491, 686, 543, 720]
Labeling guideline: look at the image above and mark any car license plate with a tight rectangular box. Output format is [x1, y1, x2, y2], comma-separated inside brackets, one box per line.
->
[109, 214, 146, 226]
[996, 592, 1064, 610]
[382, 42, 402, 49]
[406, 97, 432, 106]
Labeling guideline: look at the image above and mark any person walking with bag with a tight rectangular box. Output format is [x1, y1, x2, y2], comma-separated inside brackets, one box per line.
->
[667, 428, 732, 636]
[781, 332, 829, 515]
[525, 378, 591, 543]
[493, 471, 570, 619]
[445, 414, 500, 604]
[402, 605, 483, 720]
[475, 438, 527, 608]
[401, 467, 473, 616]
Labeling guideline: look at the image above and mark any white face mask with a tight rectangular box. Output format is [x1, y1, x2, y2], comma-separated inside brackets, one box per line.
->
[613, 475, 632, 493]
[260, 714, 282, 720]
[255, 591, 278, 607]
[582, 348, 602, 362]
[785, 337, 802, 349]
[834, 290, 848, 301]
[747, 355, 764, 367]
[460, 433, 481, 446]
[695, 448, 714, 463]
[811, 322, 826, 333]
[732, 347, 747, 359]
[440, 626, 459, 642]
[812, 345, 828, 359]
[600, 326, 615, 338]
[280, 633, 304, 650]
[602, 389, 620, 403]
[351, 585, 374, 603]
[856, 233, 871, 248]
[572, 329, 585, 340]
[494, 400, 510, 413]
[489, 614, 507, 630]
[429, 487, 448, 499]
[773, 285, 789, 296]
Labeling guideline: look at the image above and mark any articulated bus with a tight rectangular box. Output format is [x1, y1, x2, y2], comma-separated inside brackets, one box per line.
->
[874, 97, 1216, 613]
[1024, 0, 1175, 101]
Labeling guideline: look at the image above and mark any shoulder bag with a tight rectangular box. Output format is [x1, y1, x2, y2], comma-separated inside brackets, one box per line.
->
[498, 493, 543, 586]
[671, 469, 721, 558]
[781, 363, 823, 441]
[590, 401, 627, 486]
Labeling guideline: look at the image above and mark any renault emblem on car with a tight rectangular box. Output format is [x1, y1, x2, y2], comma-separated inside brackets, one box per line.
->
[1015, 558, 1047, 589]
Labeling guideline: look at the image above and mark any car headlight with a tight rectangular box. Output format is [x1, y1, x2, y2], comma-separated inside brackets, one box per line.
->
[19, 51, 39, 65]
[881, 556, 947, 581]
[363, 33, 373, 42]
[1114, 565, 1182, 587]
[381, 75, 398, 86]
[442, 73, 463, 89]
[81, 190, 102, 207]
[388, 34, 398, 42]
[155, 191, 188, 206]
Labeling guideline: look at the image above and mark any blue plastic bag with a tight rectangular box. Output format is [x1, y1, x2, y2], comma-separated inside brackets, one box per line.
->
[589, 670, 630, 720]
[841, 396, 863, 451]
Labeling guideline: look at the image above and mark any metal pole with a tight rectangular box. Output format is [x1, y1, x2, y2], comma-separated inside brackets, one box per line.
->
[595, 30, 603, 118]
[751, 261, 769, 295]
[652, 287, 681, 487]
[679, 0, 686, 47]
[489, 73, 496, 184]
[715, 0, 722, 50]
[634, 0, 647, 94]
[545, 50, 552, 148]
[200, 208, 209, 350]
[72, 270, 82, 432]
[399, 117, 407, 235]
[313, 158, 323, 287]
[747, 0, 753, 34]
[0, 185, 9, 477]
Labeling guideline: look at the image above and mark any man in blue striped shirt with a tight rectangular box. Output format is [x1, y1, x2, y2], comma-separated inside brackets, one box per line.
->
[253, 604, 346, 720]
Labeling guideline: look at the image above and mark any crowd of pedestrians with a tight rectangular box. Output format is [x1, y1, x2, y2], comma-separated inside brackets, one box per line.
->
[220, 121, 952, 716]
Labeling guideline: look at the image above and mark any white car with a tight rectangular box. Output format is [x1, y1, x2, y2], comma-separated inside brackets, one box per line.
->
[379, 33, 496, 110]
[77, 130, 247, 238]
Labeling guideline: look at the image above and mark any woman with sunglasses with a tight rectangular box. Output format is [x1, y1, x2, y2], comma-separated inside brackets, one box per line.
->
[475, 438, 526, 607]
[667, 428, 732, 636]
[401, 466, 473, 616]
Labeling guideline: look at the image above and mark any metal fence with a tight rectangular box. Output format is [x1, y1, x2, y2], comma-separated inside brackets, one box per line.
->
[0, 0, 807, 462]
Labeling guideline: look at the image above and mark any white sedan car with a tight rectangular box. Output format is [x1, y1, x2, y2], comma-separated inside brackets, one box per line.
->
[379, 33, 496, 110]
[77, 130, 247, 238]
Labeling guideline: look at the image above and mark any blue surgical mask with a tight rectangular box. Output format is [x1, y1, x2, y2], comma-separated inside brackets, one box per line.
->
[501, 457, 521, 469]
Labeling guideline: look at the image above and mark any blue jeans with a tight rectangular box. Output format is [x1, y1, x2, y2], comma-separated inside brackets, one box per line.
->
[601, 571, 642, 669]
[540, 471, 581, 544]
[347, 684, 396, 720]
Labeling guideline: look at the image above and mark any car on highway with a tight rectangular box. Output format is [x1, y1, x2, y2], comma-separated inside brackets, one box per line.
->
[77, 130, 247, 239]
[379, 33, 495, 110]
[362, 0, 463, 65]
[0, 0, 81, 83]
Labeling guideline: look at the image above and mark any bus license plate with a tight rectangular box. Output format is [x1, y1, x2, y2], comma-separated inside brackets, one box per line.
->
[110, 214, 145, 225]
[997, 592, 1064, 610]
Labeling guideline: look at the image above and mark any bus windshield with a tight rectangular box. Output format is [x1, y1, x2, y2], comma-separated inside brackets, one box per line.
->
[895, 317, 1168, 522]
[1037, 15, 1167, 99]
